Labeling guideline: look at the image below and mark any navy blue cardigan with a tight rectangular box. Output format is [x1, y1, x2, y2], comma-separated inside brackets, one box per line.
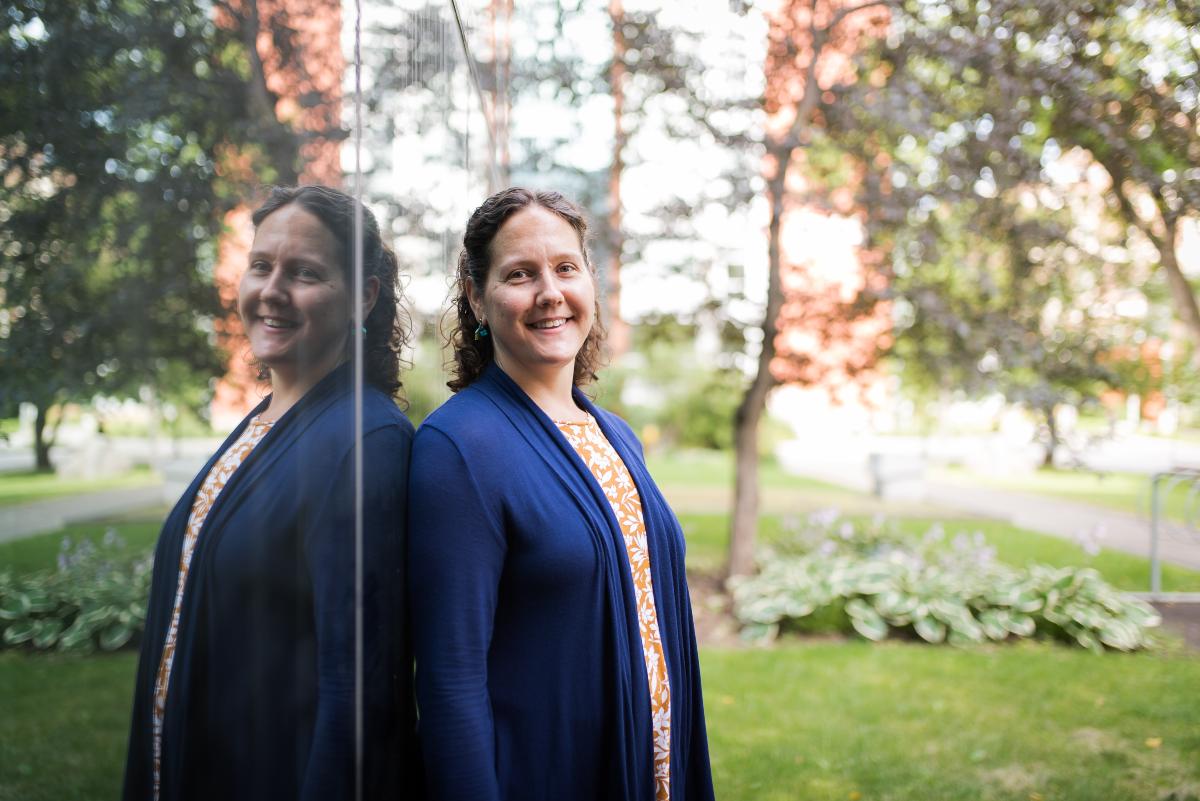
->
[408, 364, 714, 801]
[123, 365, 417, 801]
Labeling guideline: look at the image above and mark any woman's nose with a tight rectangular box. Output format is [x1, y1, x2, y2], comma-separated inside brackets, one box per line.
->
[536, 273, 565, 305]
[259, 268, 289, 304]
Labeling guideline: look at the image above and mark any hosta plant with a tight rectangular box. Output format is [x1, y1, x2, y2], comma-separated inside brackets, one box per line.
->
[0, 530, 153, 653]
[731, 512, 1161, 651]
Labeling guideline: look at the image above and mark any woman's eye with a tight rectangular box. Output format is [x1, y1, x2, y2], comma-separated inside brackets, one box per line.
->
[557, 262, 579, 273]
[507, 269, 530, 281]
[295, 266, 321, 280]
[250, 260, 270, 273]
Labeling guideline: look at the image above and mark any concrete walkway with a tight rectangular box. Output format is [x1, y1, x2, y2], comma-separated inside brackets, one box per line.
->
[0, 484, 166, 544]
[774, 445, 1200, 572]
[920, 480, 1200, 571]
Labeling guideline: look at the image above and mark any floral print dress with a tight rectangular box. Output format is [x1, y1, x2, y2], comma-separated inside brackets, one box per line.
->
[151, 417, 274, 801]
[557, 415, 672, 801]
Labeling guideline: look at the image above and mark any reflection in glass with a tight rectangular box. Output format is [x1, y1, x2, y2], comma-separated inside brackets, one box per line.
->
[122, 186, 414, 799]
[1, 0, 496, 797]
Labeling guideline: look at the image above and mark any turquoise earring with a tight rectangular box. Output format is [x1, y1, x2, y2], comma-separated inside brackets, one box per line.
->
[474, 321, 489, 341]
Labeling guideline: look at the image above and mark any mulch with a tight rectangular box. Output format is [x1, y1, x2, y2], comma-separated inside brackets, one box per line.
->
[1153, 602, 1200, 651]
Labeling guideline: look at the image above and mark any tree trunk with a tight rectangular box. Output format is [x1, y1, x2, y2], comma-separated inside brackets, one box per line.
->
[235, 0, 301, 185]
[1040, 403, 1058, 469]
[489, 0, 513, 184]
[606, 0, 630, 357]
[33, 402, 53, 472]
[1159, 214, 1200, 359]
[728, 171, 788, 578]
[1105, 163, 1200, 357]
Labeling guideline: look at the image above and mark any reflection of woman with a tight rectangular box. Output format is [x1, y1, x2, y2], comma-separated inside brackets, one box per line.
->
[123, 186, 415, 801]
[408, 188, 715, 801]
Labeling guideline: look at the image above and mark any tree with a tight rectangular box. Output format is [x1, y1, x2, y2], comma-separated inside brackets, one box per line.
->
[649, 0, 1196, 574]
[721, 0, 896, 576]
[574, 0, 887, 577]
[834, 0, 1195, 460]
[0, 1, 322, 469]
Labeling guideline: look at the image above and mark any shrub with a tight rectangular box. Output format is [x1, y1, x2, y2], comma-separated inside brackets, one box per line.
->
[0, 531, 153, 653]
[731, 513, 1162, 651]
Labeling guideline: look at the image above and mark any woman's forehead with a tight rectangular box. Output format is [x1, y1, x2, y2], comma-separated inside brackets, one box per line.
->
[489, 206, 583, 264]
[251, 204, 340, 258]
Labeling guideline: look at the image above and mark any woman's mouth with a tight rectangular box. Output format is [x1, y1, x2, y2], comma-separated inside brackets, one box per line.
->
[261, 317, 298, 330]
[529, 318, 567, 330]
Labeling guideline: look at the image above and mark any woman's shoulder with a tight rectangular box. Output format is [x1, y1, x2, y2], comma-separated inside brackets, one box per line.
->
[415, 384, 498, 437]
[362, 387, 416, 435]
[300, 386, 413, 455]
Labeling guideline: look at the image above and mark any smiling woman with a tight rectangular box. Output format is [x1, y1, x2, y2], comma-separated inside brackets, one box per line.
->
[239, 203, 367, 405]
[122, 185, 417, 801]
[408, 188, 715, 801]
[464, 205, 596, 419]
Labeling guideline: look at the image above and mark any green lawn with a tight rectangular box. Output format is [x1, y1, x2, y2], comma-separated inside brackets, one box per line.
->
[1, 473, 1198, 799]
[0, 510, 166, 576]
[0, 651, 138, 801]
[680, 513, 1200, 592]
[1, 642, 1196, 800]
[703, 641, 1200, 801]
[646, 448, 801, 488]
[0, 468, 159, 508]
[937, 466, 1200, 523]
[649, 449, 951, 518]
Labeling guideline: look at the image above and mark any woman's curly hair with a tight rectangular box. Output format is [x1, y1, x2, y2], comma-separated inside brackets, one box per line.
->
[447, 187, 605, 393]
[250, 185, 408, 400]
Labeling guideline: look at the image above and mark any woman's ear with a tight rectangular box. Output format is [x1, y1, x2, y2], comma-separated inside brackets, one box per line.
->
[362, 276, 380, 320]
[465, 278, 484, 324]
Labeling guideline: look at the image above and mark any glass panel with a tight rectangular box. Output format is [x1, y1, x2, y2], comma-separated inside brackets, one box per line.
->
[0, 1, 495, 797]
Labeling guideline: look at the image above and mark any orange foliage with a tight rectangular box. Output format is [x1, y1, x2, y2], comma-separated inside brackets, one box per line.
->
[764, 0, 892, 405]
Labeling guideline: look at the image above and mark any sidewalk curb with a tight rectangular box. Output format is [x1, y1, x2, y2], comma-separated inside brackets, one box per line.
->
[0, 485, 165, 544]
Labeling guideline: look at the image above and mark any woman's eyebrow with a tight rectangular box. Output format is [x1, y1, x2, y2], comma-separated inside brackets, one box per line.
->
[497, 250, 583, 269]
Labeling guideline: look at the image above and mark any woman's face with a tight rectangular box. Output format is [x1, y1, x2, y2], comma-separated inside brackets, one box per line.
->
[469, 206, 595, 389]
[239, 204, 352, 381]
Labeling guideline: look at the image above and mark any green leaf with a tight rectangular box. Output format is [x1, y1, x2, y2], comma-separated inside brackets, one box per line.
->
[57, 619, 95, 652]
[846, 600, 889, 642]
[31, 618, 64, 649]
[1007, 614, 1036, 637]
[2, 620, 36, 645]
[99, 623, 133, 651]
[913, 615, 947, 644]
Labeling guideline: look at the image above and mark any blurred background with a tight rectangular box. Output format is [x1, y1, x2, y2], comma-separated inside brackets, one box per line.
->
[2, 0, 1199, 798]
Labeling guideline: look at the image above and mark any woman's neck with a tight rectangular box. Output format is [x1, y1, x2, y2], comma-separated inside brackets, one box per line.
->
[495, 357, 586, 423]
[261, 358, 343, 421]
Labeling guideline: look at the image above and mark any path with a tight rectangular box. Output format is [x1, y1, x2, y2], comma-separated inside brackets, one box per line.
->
[920, 480, 1200, 571]
[0, 485, 166, 544]
[775, 443, 1200, 572]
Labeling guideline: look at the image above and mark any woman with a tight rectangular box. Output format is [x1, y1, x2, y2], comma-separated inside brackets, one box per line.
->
[123, 185, 416, 801]
[408, 188, 715, 801]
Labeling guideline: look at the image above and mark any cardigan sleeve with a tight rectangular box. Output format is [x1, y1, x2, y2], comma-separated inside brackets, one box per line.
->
[300, 424, 412, 801]
[407, 425, 506, 801]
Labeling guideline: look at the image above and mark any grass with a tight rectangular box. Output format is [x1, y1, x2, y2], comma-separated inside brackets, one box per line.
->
[1, 642, 1196, 800]
[1, 458, 1197, 799]
[702, 640, 1200, 800]
[680, 513, 1200, 592]
[0, 467, 159, 508]
[0, 651, 138, 801]
[937, 466, 1200, 523]
[646, 448, 799, 488]
[649, 449, 951, 518]
[0, 510, 166, 576]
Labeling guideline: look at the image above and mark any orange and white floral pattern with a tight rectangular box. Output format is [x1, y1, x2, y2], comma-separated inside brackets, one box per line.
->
[151, 417, 273, 801]
[558, 416, 671, 801]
